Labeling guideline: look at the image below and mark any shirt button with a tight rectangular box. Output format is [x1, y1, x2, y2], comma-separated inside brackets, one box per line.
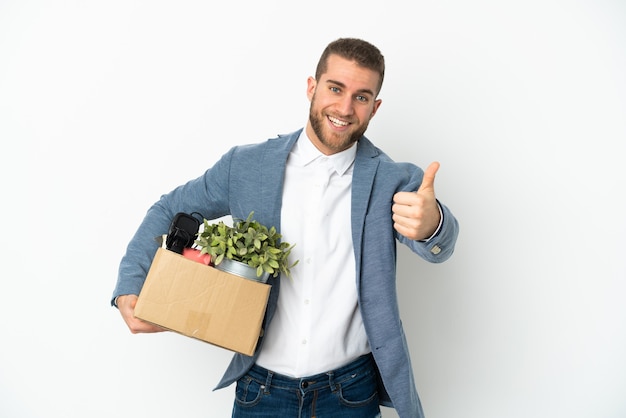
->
[301, 339, 307, 345]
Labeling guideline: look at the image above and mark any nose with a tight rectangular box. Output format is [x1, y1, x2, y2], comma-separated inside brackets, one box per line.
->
[337, 95, 355, 116]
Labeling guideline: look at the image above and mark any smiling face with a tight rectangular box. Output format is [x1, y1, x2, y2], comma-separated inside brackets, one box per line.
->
[306, 54, 382, 155]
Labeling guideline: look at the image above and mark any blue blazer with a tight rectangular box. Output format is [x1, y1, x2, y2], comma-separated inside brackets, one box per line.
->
[113, 129, 459, 418]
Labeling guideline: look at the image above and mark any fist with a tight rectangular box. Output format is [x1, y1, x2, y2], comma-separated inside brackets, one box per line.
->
[392, 161, 441, 241]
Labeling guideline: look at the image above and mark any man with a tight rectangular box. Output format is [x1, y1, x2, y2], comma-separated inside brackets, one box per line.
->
[112, 37, 459, 417]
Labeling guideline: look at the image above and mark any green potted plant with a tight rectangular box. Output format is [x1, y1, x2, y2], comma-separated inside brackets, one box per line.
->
[195, 212, 298, 283]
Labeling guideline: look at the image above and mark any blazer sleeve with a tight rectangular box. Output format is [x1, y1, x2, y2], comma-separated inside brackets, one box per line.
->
[395, 162, 460, 263]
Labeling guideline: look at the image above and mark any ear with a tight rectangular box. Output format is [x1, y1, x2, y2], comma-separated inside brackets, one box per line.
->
[306, 76, 316, 101]
[370, 98, 382, 118]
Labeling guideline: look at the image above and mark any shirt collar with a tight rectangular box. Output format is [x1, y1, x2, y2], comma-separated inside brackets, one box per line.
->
[294, 129, 357, 176]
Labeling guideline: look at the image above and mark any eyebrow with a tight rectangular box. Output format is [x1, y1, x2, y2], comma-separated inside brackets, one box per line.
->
[325, 79, 375, 97]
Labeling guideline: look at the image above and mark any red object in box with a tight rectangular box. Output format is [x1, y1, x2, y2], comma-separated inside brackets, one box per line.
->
[182, 248, 211, 265]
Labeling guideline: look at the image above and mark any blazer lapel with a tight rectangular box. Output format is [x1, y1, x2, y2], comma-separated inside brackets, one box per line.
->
[255, 130, 301, 228]
[351, 137, 380, 287]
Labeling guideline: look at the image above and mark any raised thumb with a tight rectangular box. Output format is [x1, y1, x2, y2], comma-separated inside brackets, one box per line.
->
[417, 161, 440, 193]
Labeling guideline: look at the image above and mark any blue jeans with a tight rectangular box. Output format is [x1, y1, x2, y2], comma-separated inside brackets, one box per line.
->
[232, 354, 382, 418]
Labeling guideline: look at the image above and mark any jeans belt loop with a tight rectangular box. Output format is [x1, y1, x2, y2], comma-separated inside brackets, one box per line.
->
[327, 370, 338, 393]
[263, 370, 273, 395]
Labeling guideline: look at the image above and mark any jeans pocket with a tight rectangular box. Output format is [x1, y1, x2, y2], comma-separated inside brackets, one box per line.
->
[335, 368, 379, 407]
[234, 375, 265, 407]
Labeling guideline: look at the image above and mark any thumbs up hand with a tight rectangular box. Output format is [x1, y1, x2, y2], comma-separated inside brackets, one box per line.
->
[392, 162, 442, 241]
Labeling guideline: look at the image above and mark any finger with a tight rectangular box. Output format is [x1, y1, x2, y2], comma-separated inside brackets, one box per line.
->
[417, 161, 440, 193]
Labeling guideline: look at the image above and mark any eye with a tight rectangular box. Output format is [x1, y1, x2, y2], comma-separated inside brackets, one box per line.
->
[356, 95, 368, 103]
[330, 86, 341, 93]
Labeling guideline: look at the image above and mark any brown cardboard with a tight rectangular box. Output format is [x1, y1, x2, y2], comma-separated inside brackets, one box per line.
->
[134, 247, 271, 356]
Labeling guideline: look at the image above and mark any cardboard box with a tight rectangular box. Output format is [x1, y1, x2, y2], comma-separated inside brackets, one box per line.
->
[134, 247, 271, 356]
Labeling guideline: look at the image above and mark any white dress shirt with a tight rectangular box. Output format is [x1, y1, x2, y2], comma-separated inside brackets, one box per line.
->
[255, 131, 371, 377]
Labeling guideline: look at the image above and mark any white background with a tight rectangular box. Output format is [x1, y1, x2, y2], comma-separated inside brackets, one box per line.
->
[1, 1, 625, 417]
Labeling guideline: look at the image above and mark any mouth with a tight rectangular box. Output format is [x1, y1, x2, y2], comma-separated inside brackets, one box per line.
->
[328, 115, 350, 128]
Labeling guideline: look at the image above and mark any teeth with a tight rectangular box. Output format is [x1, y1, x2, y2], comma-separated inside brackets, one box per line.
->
[329, 116, 348, 127]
